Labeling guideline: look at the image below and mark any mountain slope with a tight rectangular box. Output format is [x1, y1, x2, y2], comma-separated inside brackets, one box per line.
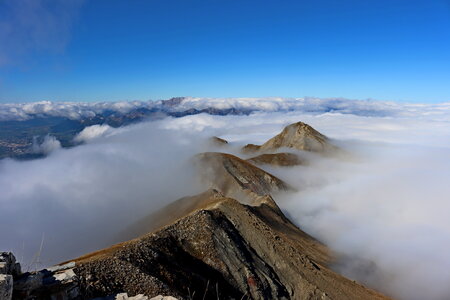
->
[195, 152, 290, 203]
[71, 191, 388, 300]
[246, 153, 304, 167]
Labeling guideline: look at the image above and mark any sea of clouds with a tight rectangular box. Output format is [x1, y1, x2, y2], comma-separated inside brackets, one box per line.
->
[1, 98, 450, 300]
[1, 97, 450, 121]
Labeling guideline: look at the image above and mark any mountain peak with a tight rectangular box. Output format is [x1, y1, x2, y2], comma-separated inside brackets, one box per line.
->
[243, 121, 338, 154]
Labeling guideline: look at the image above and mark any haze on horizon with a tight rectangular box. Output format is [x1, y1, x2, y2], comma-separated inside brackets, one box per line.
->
[0, 0, 449, 103]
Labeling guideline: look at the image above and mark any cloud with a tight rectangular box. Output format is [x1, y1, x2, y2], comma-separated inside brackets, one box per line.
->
[1, 97, 450, 122]
[74, 124, 113, 143]
[273, 144, 450, 300]
[0, 120, 209, 268]
[0, 0, 85, 66]
[32, 134, 61, 154]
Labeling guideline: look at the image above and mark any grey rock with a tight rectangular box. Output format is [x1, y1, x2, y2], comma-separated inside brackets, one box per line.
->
[46, 261, 76, 273]
[0, 274, 13, 300]
[0, 252, 21, 276]
[13, 266, 79, 299]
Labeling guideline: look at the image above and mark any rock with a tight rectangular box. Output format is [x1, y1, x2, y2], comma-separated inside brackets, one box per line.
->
[150, 296, 178, 300]
[0, 252, 21, 277]
[0, 274, 13, 300]
[13, 264, 79, 300]
[92, 293, 155, 300]
[47, 261, 76, 273]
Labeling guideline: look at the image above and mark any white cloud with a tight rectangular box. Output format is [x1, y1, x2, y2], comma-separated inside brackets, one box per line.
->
[74, 124, 113, 143]
[32, 135, 61, 154]
[1, 97, 450, 122]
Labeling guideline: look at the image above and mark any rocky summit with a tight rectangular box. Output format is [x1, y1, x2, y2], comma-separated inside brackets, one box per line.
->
[243, 122, 339, 154]
[3, 122, 391, 300]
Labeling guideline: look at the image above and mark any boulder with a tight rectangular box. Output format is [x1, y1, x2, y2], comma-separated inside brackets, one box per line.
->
[0, 252, 21, 277]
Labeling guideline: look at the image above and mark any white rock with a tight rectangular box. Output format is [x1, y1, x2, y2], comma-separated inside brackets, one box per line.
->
[150, 296, 178, 300]
[128, 294, 149, 300]
[47, 261, 76, 273]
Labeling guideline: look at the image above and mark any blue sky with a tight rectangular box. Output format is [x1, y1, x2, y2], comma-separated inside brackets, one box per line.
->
[0, 0, 449, 103]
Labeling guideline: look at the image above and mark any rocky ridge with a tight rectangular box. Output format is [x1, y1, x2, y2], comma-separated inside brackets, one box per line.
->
[3, 121, 390, 300]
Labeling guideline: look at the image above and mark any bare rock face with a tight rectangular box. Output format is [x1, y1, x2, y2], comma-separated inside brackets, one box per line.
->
[242, 122, 339, 154]
[246, 152, 304, 167]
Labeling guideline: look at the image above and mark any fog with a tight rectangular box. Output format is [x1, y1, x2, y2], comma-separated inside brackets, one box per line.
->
[0, 119, 213, 268]
[1, 107, 450, 300]
[271, 144, 450, 300]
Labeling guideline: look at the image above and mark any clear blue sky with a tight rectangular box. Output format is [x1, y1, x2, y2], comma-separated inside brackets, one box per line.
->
[0, 0, 449, 103]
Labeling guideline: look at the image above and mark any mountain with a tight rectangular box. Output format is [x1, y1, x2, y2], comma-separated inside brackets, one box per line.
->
[243, 122, 338, 154]
[68, 190, 387, 300]
[4, 121, 390, 300]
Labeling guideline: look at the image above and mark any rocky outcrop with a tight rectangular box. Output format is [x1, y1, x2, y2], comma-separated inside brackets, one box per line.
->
[246, 152, 304, 167]
[0, 252, 21, 277]
[0, 252, 21, 300]
[13, 262, 79, 300]
[242, 122, 339, 154]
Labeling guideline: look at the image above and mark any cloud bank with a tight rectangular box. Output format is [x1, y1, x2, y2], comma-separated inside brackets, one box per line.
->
[1, 97, 450, 121]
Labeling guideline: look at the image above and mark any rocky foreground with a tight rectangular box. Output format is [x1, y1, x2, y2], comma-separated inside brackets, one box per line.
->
[1, 122, 391, 300]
